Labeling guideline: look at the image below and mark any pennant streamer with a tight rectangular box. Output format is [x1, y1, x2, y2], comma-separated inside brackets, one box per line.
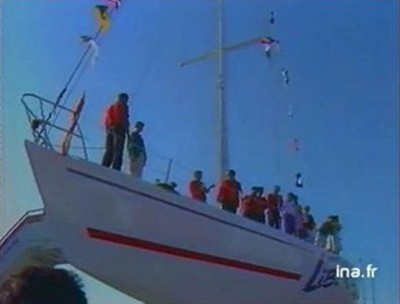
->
[281, 68, 290, 86]
[80, 36, 100, 66]
[108, 0, 122, 9]
[288, 103, 293, 118]
[94, 5, 110, 32]
[260, 36, 279, 57]
[295, 173, 303, 188]
[269, 11, 275, 25]
[293, 138, 300, 151]
[260, 36, 276, 44]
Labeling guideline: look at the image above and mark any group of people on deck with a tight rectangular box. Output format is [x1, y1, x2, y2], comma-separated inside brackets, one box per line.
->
[189, 169, 342, 254]
[100, 93, 342, 254]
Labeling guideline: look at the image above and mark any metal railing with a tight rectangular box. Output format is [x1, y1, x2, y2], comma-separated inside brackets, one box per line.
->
[21, 93, 88, 160]
[0, 208, 45, 248]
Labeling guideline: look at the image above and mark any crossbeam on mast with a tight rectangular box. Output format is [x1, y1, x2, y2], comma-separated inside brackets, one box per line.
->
[180, 0, 263, 180]
[179, 36, 264, 67]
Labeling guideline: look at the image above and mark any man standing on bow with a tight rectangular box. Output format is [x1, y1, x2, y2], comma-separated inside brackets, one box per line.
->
[102, 93, 130, 171]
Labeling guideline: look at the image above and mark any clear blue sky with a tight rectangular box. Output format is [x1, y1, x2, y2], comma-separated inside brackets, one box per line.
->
[1, 0, 398, 303]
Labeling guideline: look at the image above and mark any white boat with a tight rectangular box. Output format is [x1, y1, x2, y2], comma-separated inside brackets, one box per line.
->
[22, 140, 358, 303]
[2, 1, 359, 302]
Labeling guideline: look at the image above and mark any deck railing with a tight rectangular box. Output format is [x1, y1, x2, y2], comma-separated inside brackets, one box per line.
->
[0, 208, 45, 249]
[21, 93, 88, 160]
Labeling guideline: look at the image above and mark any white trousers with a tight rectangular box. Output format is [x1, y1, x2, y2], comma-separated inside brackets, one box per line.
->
[129, 154, 145, 178]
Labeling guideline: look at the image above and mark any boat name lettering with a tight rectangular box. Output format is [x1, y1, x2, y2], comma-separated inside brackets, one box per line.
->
[303, 260, 339, 292]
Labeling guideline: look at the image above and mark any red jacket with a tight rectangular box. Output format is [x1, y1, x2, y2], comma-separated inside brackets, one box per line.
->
[217, 180, 241, 207]
[104, 101, 129, 129]
[189, 180, 206, 202]
[241, 196, 268, 216]
[266, 193, 283, 212]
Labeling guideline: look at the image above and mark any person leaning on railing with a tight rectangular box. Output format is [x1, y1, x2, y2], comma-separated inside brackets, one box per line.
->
[315, 215, 342, 254]
[101, 92, 130, 171]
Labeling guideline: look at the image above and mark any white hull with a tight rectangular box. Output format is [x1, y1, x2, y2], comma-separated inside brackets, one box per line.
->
[25, 141, 358, 303]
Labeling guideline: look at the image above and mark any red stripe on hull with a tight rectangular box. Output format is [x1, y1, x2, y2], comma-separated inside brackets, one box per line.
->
[87, 228, 301, 281]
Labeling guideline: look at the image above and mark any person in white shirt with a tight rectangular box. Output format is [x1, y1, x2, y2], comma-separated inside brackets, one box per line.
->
[280, 193, 297, 235]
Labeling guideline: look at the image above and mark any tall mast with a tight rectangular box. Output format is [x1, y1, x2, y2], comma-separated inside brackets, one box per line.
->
[180, 1, 264, 180]
[216, 0, 228, 181]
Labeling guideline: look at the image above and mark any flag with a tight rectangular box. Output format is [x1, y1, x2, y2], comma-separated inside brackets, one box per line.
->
[94, 5, 110, 32]
[295, 173, 303, 188]
[260, 37, 273, 44]
[80, 35, 92, 43]
[281, 68, 290, 86]
[108, 0, 122, 9]
[80, 36, 100, 66]
[292, 138, 300, 151]
[61, 94, 85, 156]
[269, 11, 275, 25]
[288, 104, 293, 118]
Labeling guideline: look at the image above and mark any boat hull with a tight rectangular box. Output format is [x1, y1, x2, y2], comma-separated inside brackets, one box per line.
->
[25, 141, 358, 303]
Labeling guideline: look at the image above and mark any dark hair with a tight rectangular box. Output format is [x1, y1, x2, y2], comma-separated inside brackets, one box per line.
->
[227, 169, 236, 176]
[135, 121, 145, 127]
[0, 266, 87, 304]
[118, 92, 129, 100]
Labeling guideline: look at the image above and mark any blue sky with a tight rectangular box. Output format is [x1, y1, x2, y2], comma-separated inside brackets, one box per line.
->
[1, 0, 398, 303]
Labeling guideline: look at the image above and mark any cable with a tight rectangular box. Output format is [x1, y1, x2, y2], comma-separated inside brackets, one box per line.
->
[47, 6, 120, 134]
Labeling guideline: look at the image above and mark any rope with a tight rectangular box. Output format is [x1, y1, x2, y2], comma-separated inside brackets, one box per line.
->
[47, 7, 119, 134]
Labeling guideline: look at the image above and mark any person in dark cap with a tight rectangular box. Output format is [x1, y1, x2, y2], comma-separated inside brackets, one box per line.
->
[128, 121, 146, 178]
[102, 92, 130, 170]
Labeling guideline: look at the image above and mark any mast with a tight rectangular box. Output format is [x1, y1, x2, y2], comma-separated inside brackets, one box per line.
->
[180, 1, 263, 181]
[216, 0, 228, 181]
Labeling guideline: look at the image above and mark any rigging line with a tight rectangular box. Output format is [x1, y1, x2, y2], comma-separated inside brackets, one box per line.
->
[63, 27, 102, 94]
[61, 7, 120, 105]
[47, 7, 119, 135]
[47, 28, 101, 121]
[46, 7, 118, 125]
[48, 52, 92, 136]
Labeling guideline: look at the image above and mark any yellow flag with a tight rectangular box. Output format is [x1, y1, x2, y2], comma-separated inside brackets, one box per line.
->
[94, 5, 110, 32]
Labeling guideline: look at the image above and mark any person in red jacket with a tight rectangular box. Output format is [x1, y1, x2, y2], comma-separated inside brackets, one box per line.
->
[217, 169, 242, 213]
[189, 170, 214, 203]
[241, 187, 268, 223]
[102, 93, 130, 170]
